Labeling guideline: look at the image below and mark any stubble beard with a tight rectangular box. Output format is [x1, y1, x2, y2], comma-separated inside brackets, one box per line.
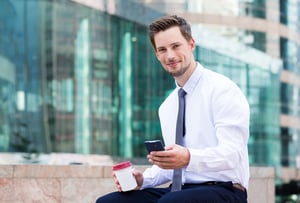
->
[169, 61, 191, 77]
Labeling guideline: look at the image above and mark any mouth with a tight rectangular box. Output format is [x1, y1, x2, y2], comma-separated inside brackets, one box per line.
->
[167, 61, 179, 68]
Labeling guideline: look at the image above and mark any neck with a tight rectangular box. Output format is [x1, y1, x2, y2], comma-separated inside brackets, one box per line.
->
[176, 60, 197, 87]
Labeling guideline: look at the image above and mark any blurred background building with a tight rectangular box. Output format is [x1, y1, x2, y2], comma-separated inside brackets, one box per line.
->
[0, 0, 299, 201]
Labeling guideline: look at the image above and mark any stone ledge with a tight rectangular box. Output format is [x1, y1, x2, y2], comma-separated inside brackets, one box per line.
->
[0, 165, 275, 203]
[280, 167, 300, 182]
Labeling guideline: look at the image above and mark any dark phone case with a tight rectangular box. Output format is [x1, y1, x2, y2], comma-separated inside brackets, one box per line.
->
[144, 140, 164, 153]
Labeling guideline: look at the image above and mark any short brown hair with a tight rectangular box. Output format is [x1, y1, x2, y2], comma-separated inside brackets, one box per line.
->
[148, 15, 192, 49]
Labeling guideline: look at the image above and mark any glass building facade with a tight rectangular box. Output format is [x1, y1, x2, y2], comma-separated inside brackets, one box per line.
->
[139, 1, 300, 200]
[0, 0, 175, 157]
[1, 0, 300, 179]
[0, 0, 285, 163]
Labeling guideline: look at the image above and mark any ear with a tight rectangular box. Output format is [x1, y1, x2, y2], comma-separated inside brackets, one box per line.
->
[189, 38, 195, 51]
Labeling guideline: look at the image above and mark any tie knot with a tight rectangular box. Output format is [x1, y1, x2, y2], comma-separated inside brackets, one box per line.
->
[178, 88, 186, 98]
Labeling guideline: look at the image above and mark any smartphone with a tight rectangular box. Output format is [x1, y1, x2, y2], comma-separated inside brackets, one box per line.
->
[144, 140, 164, 154]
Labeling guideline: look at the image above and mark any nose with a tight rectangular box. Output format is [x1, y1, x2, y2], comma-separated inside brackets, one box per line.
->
[166, 49, 176, 60]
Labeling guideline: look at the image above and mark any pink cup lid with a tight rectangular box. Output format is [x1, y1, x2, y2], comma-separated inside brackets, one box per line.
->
[113, 161, 132, 171]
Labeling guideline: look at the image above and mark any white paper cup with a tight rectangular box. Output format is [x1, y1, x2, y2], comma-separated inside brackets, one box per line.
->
[113, 161, 137, 191]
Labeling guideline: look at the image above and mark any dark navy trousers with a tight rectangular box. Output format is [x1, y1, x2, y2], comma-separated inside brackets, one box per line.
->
[95, 182, 247, 203]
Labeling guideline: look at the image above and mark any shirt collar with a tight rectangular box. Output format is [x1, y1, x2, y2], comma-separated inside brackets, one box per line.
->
[176, 62, 203, 95]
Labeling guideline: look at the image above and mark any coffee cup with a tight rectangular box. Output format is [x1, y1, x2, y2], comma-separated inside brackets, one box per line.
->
[113, 161, 137, 191]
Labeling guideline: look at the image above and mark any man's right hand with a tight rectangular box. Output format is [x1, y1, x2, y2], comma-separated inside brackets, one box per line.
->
[112, 169, 144, 192]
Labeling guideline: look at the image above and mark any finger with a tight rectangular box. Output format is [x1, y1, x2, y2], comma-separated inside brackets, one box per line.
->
[150, 151, 172, 160]
[117, 184, 122, 192]
[164, 145, 175, 150]
[154, 161, 174, 169]
[150, 150, 170, 157]
[153, 156, 182, 168]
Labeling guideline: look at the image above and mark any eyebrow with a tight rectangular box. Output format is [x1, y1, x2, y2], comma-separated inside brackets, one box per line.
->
[156, 42, 181, 50]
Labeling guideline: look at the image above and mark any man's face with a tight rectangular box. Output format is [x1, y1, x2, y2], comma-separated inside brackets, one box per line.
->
[154, 26, 195, 77]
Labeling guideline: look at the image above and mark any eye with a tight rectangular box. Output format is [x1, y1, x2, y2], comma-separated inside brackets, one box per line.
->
[157, 48, 166, 53]
[173, 44, 180, 48]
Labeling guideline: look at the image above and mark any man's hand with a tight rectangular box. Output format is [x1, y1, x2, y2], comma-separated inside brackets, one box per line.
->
[147, 144, 190, 169]
[112, 169, 144, 192]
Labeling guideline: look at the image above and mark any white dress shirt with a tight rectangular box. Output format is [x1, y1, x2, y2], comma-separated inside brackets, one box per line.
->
[141, 62, 250, 189]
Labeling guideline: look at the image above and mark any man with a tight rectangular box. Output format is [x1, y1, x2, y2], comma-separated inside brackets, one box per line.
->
[96, 15, 249, 203]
